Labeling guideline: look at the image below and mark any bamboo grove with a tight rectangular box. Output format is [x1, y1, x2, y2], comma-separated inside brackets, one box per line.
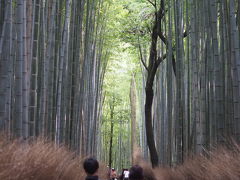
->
[0, 0, 108, 156]
[137, 0, 240, 166]
[1, 0, 240, 169]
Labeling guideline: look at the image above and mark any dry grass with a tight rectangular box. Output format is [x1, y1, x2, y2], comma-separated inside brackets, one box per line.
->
[133, 144, 240, 180]
[0, 137, 108, 180]
[0, 136, 239, 180]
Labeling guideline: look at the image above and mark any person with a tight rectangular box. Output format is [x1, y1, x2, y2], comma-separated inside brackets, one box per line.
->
[129, 165, 144, 180]
[110, 168, 117, 180]
[120, 168, 129, 180]
[83, 157, 100, 180]
[124, 169, 130, 180]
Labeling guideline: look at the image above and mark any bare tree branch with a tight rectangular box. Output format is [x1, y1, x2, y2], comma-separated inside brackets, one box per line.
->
[147, 25, 152, 34]
[156, 53, 176, 76]
[147, 0, 156, 8]
[156, 53, 167, 66]
[138, 39, 149, 71]
[159, 31, 167, 45]
[160, 0, 164, 16]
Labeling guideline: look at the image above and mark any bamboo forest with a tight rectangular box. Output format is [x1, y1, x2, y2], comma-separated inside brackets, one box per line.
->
[0, 0, 240, 179]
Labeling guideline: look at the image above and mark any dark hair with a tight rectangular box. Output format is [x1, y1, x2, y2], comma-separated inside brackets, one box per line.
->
[129, 165, 143, 180]
[83, 157, 99, 175]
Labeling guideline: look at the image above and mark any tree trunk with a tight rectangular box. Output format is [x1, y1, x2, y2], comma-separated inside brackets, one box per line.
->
[108, 99, 114, 168]
[130, 75, 137, 164]
[145, 85, 159, 167]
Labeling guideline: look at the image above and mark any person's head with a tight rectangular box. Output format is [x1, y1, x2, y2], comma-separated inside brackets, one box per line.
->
[129, 165, 144, 180]
[83, 157, 99, 175]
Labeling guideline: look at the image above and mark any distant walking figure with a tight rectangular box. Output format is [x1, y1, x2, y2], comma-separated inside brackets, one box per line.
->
[110, 168, 117, 180]
[83, 157, 100, 180]
[120, 168, 129, 180]
[129, 165, 143, 180]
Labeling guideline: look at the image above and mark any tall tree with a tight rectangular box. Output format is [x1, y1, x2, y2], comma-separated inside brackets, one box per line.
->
[142, 0, 166, 167]
[108, 97, 115, 168]
[130, 75, 137, 164]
